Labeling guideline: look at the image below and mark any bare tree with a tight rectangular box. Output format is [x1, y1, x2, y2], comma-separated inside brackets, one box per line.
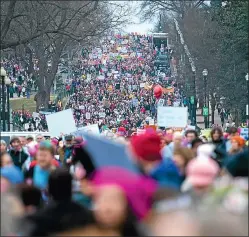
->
[139, 0, 206, 21]
[27, 1, 129, 110]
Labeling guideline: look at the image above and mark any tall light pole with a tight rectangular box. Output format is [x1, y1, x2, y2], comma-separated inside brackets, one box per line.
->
[5, 77, 11, 131]
[0, 67, 7, 131]
[191, 67, 197, 126]
[202, 69, 208, 128]
[246, 73, 249, 129]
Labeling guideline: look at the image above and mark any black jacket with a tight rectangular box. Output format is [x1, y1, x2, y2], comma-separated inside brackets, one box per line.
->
[26, 200, 95, 236]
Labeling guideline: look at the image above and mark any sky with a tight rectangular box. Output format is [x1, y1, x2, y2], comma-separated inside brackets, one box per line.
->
[121, 1, 155, 34]
[124, 16, 155, 34]
[122, 0, 213, 33]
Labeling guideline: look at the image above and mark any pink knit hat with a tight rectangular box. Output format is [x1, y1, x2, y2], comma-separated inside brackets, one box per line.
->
[27, 142, 39, 158]
[186, 157, 220, 187]
[91, 166, 158, 220]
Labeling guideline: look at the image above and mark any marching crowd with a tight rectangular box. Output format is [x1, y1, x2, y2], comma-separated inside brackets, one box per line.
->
[66, 33, 180, 129]
[1, 33, 248, 236]
[1, 125, 248, 236]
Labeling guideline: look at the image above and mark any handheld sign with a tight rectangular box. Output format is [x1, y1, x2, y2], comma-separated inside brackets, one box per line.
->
[83, 133, 139, 174]
[157, 107, 188, 128]
[74, 124, 100, 137]
[46, 109, 76, 137]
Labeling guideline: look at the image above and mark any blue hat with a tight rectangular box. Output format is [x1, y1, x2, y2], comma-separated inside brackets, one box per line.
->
[1, 165, 24, 184]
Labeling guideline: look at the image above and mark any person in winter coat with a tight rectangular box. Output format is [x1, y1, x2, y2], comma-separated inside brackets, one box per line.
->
[130, 131, 183, 190]
[24, 141, 58, 191]
[8, 136, 28, 169]
[26, 168, 95, 236]
[57, 135, 74, 166]
[228, 136, 245, 155]
[210, 128, 227, 167]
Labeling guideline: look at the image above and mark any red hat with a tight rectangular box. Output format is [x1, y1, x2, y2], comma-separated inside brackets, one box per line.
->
[130, 132, 162, 161]
[117, 126, 126, 136]
[118, 127, 126, 132]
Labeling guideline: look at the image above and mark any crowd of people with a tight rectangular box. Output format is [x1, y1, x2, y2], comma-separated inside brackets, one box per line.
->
[65, 33, 181, 129]
[1, 125, 248, 236]
[12, 99, 63, 132]
[1, 33, 248, 236]
[1, 58, 37, 98]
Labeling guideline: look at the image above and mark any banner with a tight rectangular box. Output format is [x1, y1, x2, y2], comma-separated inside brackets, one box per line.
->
[157, 107, 188, 128]
[163, 87, 174, 94]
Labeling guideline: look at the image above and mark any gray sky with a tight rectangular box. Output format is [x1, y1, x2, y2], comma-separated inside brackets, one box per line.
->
[122, 1, 155, 33]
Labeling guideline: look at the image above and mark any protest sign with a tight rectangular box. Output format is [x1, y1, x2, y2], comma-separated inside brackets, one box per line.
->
[200, 129, 212, 139]
[24, 123, 29, 130]
[99, 112, 106, 118]
[240, 128, 249, 139]
[83, 133, 139, 174]
[97, 75, 105, 80]
[140, 83, 145, 88]
[79, 105, 84, 110]
[149, 119, 155, 125]
[32, 112, 39, 118]
[157, 107, 188, 128]
[46, 109, 76, 137]
[75, 124, 100, 136]
[137, 129, 145, 135]
[85, 112, 91, 120]
[158, 99, 164, 107]
[186, 125, 196, 131]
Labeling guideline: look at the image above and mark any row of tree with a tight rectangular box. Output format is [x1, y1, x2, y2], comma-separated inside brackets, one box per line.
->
[141, 0, 248, 124]
[1, 1, 130, 110]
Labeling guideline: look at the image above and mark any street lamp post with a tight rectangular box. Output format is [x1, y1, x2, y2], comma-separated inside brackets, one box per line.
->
[202, 69, 209, 128]
[246, 73, 249, 129]
[0, 67, 7, 131]
[192, 68, 197, 126]
[5, 77, 11, 131]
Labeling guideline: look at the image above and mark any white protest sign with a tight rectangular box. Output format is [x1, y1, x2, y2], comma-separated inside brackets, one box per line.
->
[46, 109, 76, 137]
[24, 123, 29, 130]
[87, 73, 91, 81]
[157, 107, 188, 128]
[76, 124, 100, 136]
[240, 128, 248, 139]
[86, 112, 91, 120]
[137, 129, 146, 135]
[99, 112, 106, 118]
[186, 125, 196, 131]
[140, 83, 145, 88]
[32, 112, 39, 118]
[158, 99, 164, 107]
[79, 105, 84, 110]
[97, 75, 105, 80]
[149, 119, 155, 125]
